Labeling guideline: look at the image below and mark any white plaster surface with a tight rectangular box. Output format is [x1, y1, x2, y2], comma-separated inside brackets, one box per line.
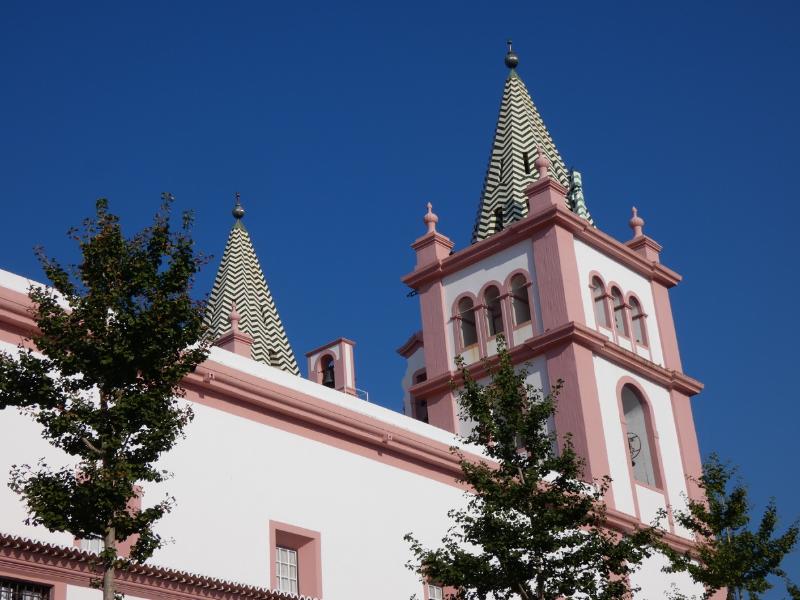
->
[573, 240, 664, 366]
[630, 552, 704, 600]
[67, 585, 146, 600]
[636, 484, 667, 528]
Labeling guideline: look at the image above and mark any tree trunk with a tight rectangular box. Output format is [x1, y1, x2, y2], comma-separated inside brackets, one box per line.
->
[103, 526, 116, 600]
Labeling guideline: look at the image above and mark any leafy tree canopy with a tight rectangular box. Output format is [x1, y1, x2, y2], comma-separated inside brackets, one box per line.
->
[0, 197, 210, 596]
[405, 341, 654, 600]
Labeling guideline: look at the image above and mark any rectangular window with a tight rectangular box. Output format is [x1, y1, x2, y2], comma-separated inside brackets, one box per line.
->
[79, 538, 104, 553]
[276, 546, 298, 595]
[428, 584, 444, 600]
[0, 578, 50, 600]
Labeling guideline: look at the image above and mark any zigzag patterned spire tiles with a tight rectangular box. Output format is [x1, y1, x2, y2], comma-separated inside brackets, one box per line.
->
[472, 70, 593, 243]
[205, 219, 300, 375]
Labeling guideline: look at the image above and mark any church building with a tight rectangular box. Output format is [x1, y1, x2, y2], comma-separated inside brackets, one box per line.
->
[0, 44, 707, 599]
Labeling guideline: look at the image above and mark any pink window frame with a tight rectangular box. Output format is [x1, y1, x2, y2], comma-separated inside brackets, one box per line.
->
[478, 280, 507, 341]
[609, 283, 631, 340]
[588, 272, 612, 330]
[451, 293, 480, 356]
[269, 520, 323, 598]
[504, 269, 535, 335]
[615, 379, 666, 493]
[626, 292, 649, 348]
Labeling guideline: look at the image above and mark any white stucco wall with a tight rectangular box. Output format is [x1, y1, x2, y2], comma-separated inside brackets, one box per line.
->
[573, 240, 664, 366]
[630, 552, 704, 600]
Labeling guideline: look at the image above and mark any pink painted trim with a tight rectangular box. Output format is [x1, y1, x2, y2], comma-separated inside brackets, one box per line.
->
[184, 360, 474, 488]
[0, 533, 306, 600]
[410, 321, 703, 400]
[625, 291, 650, 350]
[403, 205, 682, 292]
[503, 268, 536, 334]
[587, 271, 613, 330]
[269, 520, 322, 598]
[669, 389, 704, 502]
[451, 292, 479, 356]
[396, 330, 424, 358]
[0, 566, 66, 600]
[304, 337, 356, 358]
[651, 281, 683, 371]
[608, 282, 631, 340]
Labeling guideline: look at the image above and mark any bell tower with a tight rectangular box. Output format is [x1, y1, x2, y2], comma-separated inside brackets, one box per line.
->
[399, 44, 705, 536]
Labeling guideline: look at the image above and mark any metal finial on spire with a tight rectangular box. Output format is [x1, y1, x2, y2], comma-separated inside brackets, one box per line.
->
[232, 192, 245, 219]
[504, 39, 519, 69]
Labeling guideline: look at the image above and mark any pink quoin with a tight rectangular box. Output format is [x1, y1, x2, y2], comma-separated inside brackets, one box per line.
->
[424, 202, 438, 234]
[629, 206, 645, 238]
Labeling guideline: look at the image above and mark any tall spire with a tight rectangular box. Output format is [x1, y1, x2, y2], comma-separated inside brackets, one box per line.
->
[472, 42, 593, 242]
[205, 194, 300, 375]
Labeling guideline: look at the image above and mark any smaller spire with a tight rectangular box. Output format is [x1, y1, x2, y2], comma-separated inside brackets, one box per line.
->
[533, 146, 551, 179]
[229, 301, 241, 333]
[629, 206, 645, 237]
[504, 39, 519, 69]
[232, 192, 245, 220]
[423, 202, 439, 234]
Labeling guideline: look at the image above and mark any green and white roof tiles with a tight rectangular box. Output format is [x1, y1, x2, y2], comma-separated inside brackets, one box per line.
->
[472, 48, 594, 243]
[205, 200, 300, 375]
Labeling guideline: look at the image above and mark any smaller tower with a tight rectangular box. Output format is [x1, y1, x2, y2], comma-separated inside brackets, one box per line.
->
[205, 194, 300, 374]
[306, 338, 357, 396]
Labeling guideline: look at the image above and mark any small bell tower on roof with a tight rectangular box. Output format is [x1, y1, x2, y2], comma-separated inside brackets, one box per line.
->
[472, 41, 593, 243]
[205, 193, 300, 374]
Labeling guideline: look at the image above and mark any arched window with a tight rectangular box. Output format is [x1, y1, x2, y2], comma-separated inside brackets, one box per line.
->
[321, 355, 335, 388]
[630, 297, 648, 346]
[458, 297, 478, 347]
[484, 286, 504, 337]
[510, 274, 532, 325]
[611, 287, 628, 336]
[622, 385, 658, 486]
[591, 277, 609, 327]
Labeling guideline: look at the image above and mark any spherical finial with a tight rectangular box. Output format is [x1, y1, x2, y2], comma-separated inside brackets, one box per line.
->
[423, 202, 439, 234]
[232, 192, 245, 219]
[533, 146, 551, 178]
[504, 40, 519, 69]
[629, 206, 645, 238]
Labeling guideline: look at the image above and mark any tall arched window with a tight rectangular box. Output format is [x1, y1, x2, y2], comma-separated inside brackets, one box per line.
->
[591, 277, 609, 327]
[321, 355, 335, 388]
[510, 274, 532, 325]
[611, 287, 628, 336]
[458, 297, 478, 347]
[484, 286, 504, 337]
[629, 297, 648, 346]
[622, 385, 658, 486]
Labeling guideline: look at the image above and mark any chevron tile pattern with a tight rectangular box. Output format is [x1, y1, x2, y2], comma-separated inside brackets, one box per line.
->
[472, 69, 593, 243]
[205, 218, 300, 375]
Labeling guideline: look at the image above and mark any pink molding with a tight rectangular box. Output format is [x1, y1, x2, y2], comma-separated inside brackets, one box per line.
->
[269, 520, 322, 598]
[396, 331, 424, 358]
[0, 533, 304, 600]
[306, 339, 357, 396]
[402, 205, 682, 292]
[409, 321, 703, 402]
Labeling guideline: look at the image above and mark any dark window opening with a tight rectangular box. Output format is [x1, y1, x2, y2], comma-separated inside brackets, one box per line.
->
[494, 208, 504, 233]
[321, 355, 335, 388]
[522, 151, 531, 174]
[0, 578, 50, 600]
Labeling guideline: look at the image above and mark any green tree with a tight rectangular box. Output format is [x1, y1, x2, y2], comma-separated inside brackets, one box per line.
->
[0, 197, 210, 600]
[405, 341, 654, 600]
[660, 454, 798, 600]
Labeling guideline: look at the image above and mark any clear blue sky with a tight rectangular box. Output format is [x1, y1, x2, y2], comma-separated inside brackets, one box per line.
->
[2, 0, 799, 588]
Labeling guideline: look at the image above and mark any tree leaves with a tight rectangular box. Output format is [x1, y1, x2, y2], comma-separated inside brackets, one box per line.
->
[0, 196, 210, 598]
[405, 339, 655, 600]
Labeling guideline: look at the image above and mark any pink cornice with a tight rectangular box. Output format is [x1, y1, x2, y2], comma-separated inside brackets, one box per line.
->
[396, 330, 424, 358]
[402, 205, 682, 291]
[408, 322, 703, 400]
[184, 360, 472, 487]
[304, 337, 357, 358]
[0, 533, 310, 600]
